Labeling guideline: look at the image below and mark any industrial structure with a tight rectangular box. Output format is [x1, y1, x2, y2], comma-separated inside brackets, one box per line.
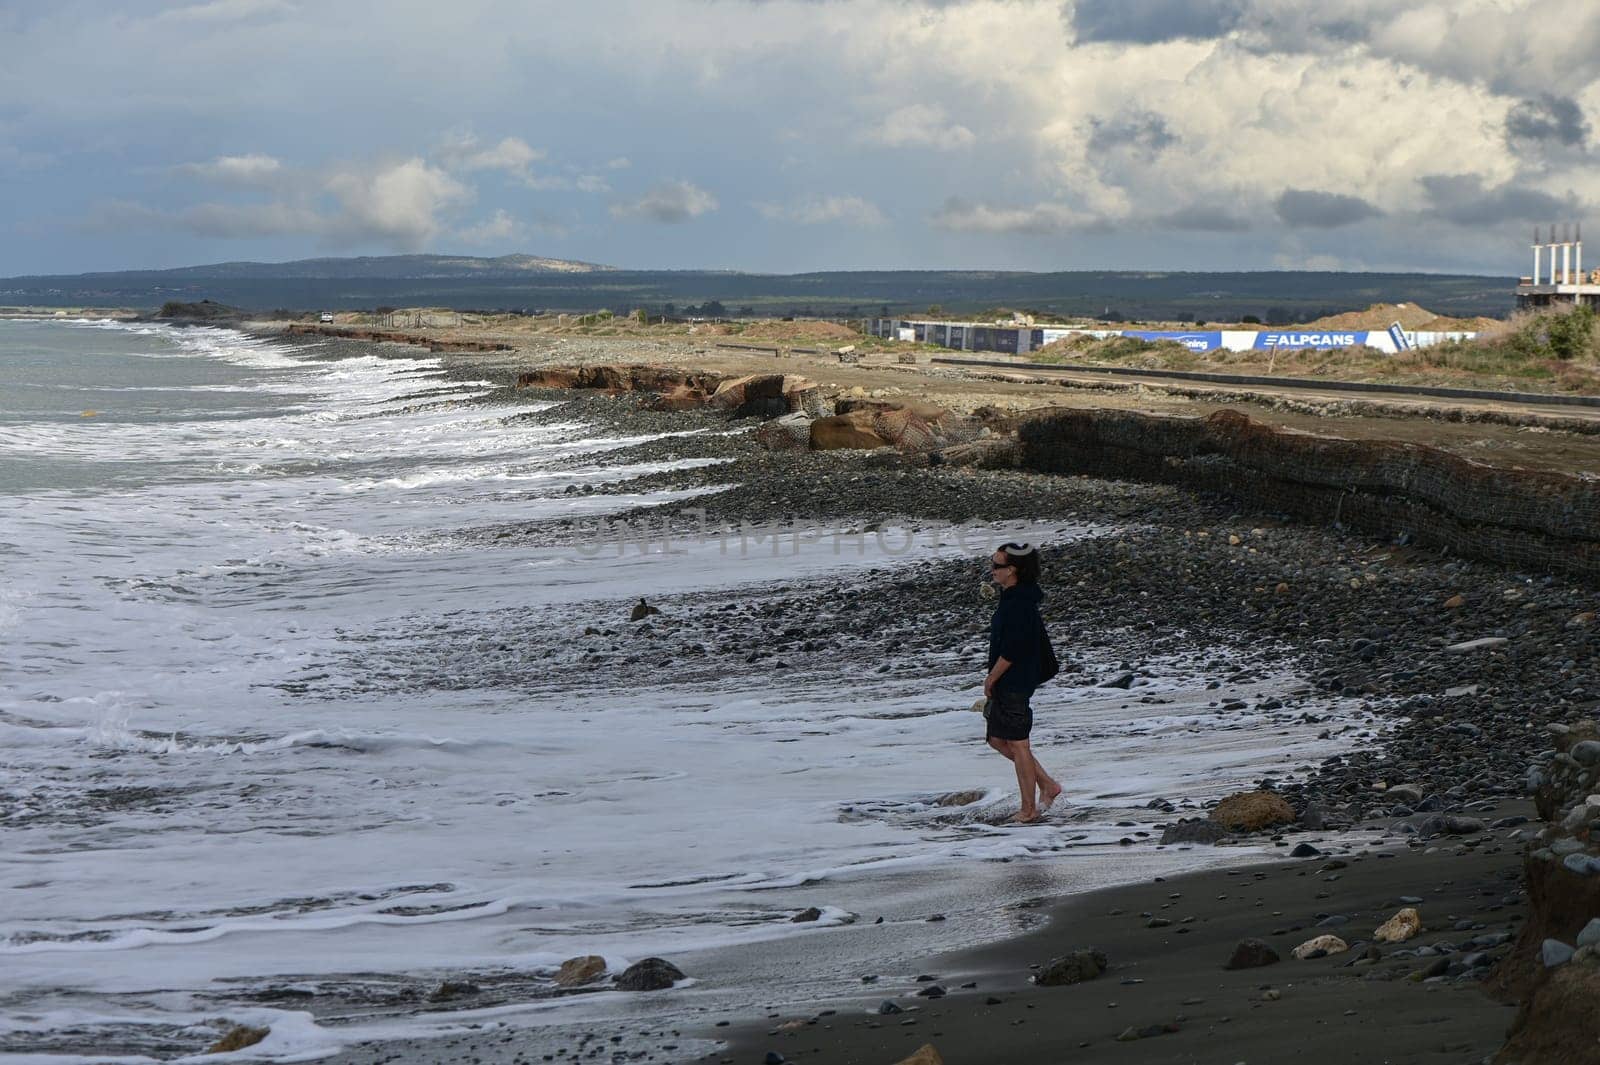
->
[1518, 223, 1600, 310]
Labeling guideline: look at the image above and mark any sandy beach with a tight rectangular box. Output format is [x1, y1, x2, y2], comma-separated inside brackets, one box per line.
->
[286, 334, 1594, 1065]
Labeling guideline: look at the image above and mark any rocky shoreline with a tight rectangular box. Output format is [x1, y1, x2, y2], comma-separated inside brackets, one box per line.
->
[270, 333, 1599, 1064]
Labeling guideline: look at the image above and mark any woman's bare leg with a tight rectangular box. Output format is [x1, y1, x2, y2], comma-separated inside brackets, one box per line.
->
[990, 736, 1061, 809]
[1008, 740, 1040, 821]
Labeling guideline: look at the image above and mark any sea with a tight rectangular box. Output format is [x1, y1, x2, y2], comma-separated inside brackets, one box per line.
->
[0, 319, 1377, 1062]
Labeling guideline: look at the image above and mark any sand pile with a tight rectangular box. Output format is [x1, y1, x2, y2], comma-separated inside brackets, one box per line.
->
[1304, 303, 1493, 332]
[740, 320, 858, 342]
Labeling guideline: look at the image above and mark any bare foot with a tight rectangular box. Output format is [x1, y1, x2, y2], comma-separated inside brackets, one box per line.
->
[1038, 783, 1063, 813]
[1009, 811, 1041, 825]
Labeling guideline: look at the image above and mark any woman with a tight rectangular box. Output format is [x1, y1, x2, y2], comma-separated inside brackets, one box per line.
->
[984, 542, 1062, 823]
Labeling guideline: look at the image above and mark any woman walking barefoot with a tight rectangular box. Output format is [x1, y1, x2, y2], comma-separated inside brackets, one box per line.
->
[983, 543, 1062, 824]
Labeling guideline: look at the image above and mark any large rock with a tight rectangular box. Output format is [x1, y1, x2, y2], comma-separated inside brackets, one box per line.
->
[1209, 791, 1295, 832]
[1374, 908, 1423, 943]
[810, 410, 892, 450]
[614, 957, 684, 991]
[707, 374, 824, 418]
[1291, 934, 1349, 959]
[1035, 949, 1108, 986]
[1224, 938, 1281, 970]
[555, 955, 606, 988]
[206, 1025, 269, 1054]
[1160, 819, 1232, 845]
[893, 1046, 944, 1065]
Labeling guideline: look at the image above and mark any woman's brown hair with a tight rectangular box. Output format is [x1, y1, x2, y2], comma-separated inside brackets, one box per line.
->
[998, 542, 1040, 584]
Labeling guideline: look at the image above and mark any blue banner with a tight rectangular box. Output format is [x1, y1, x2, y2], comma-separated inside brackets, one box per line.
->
[1251, 331, 1370, 350]
[1119, 330, 1224, 352]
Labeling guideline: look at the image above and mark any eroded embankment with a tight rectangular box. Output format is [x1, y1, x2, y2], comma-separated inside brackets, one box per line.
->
[1016, 407, 1600, 581]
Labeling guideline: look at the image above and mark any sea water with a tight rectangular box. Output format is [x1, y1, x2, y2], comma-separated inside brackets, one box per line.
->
[0, 320, 1377, 1061]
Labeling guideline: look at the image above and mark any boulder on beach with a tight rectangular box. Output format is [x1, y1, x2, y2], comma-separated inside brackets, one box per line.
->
[1224, 938, 1280, 970]
[205, 1025, 269, 1054]
[1291, 934, 1349, 959]
[1209, 790, 1295, 832]
[1374, 907, 1423, 943]
[555, 955, 606, 988]
[629, 598, 661, 622]
[893, 1046, 944, 1065]
[614, 957, 684, 991]
[1159, 819, 1232, 845]
[1035, 948, 1107, 986]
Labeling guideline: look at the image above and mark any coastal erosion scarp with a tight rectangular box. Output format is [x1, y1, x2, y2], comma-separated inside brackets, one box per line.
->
[1014, 406, 1600, 582]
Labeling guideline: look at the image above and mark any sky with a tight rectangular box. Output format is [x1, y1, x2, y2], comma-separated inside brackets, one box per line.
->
[2, 0, 1598, 276]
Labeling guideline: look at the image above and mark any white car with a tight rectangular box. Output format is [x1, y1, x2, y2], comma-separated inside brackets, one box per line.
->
[319, 312, 335, 323]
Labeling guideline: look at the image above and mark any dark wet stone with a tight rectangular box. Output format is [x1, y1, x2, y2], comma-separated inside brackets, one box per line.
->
[1036, 949, 1108, 986]
[1224, 939, 1280, 970]
[614, 958, 685, 991]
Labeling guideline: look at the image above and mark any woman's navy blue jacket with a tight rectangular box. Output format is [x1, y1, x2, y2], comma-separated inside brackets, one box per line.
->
[987, 582, 1045, 695]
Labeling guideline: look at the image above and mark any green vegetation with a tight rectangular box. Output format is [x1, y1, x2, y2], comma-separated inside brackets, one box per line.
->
[1418, 306, 1598, 381]
[1026, 305, 1600, 394]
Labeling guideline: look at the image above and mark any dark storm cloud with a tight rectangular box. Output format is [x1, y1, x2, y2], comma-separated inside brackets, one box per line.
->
[1155, 204, 1251, 232]
[1504, 94, 1590, 147]
[1069, 0, 1241, 44]
[1273, 188, 1383, 228]
[1419, 173, 1574, 225]
[1087, 111, 1177, 155]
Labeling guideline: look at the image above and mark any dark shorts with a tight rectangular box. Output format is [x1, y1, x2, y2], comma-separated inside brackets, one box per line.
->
[985, 690, 1033, 742]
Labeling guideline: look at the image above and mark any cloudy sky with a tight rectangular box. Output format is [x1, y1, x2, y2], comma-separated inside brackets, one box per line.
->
[3, 0, 1598, 276]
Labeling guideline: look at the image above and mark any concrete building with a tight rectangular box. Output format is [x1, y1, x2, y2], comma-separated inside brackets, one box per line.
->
[1517, 224, 1600, 310]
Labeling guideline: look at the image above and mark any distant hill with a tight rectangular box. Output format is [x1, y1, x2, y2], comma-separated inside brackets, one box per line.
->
[0, 257, 1514, 322]
[104, 253, 614, 280]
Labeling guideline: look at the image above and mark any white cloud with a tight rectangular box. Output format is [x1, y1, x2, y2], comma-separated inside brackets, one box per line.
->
[930, 198, 1098, 234]
[176, 153, 284, 186]
[605, 157, 632, 170]
[325, 157, 471, 247]
[456, 208, 525, 245]
[865, 103, 976, 150]
[435, 133, 544, 178]
[610, 181, 718, 223]
[156, 0, 297, 24]
[758, 195, 885, 226]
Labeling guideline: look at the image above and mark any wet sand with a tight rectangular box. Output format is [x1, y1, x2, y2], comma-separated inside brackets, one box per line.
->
[716, 805, 1530, 1065]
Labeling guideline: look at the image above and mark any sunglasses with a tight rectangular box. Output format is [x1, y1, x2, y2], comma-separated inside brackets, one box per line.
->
[990, 560, 1014, 570]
